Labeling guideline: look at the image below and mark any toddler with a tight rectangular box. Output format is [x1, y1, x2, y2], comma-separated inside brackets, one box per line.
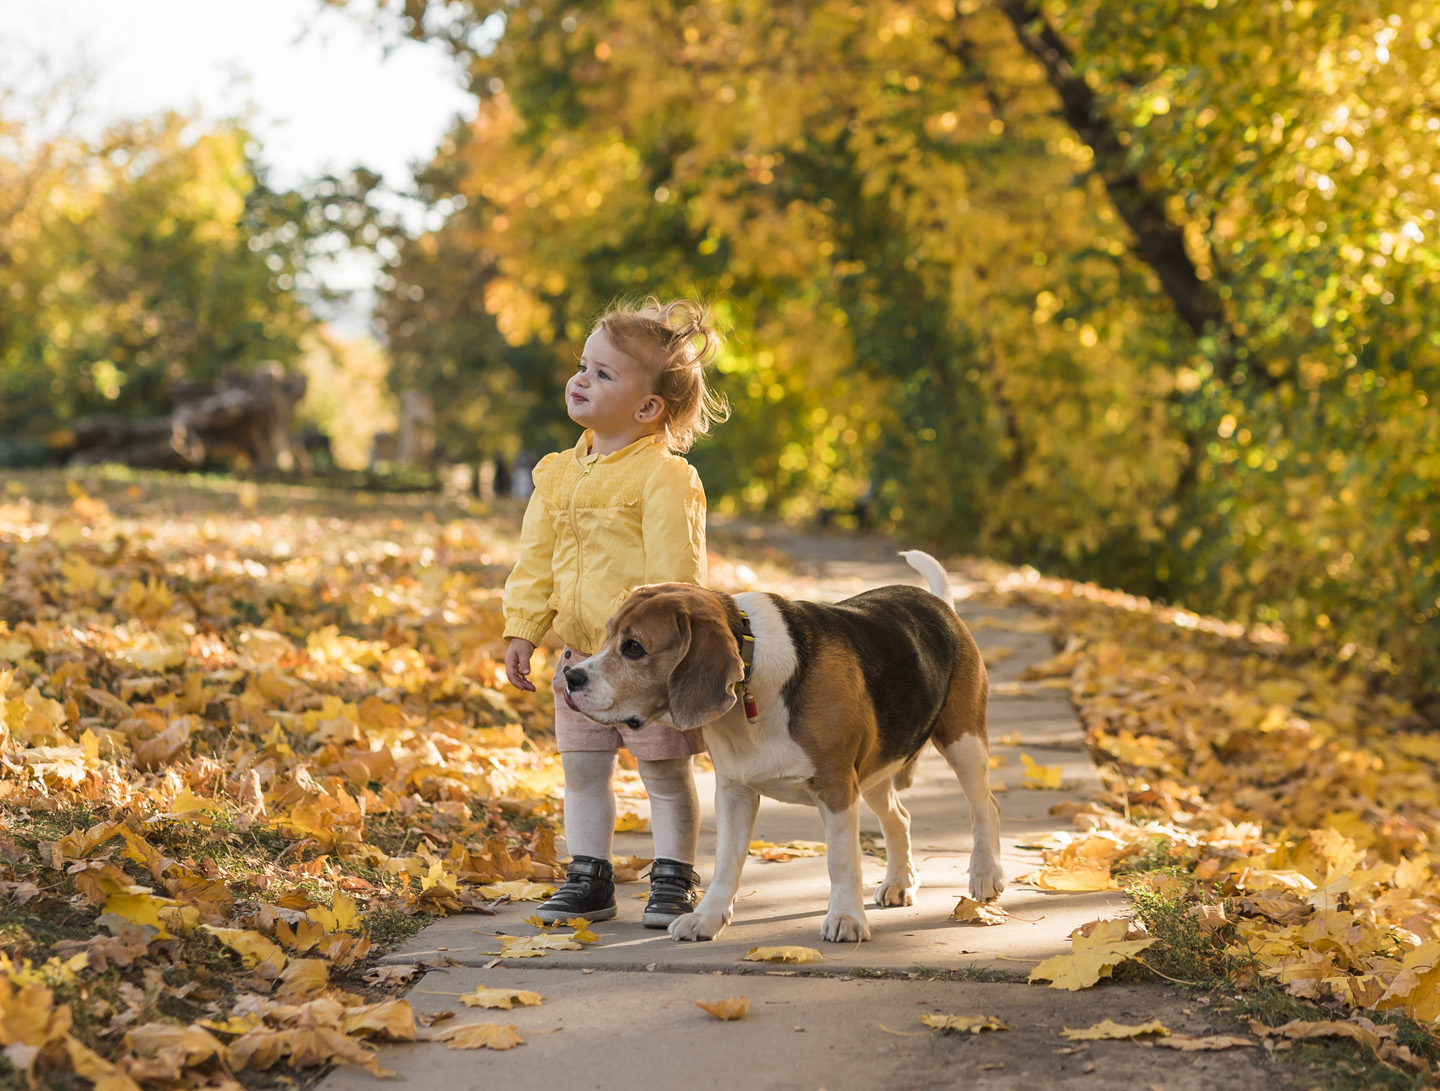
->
[503, 298, 728, 926]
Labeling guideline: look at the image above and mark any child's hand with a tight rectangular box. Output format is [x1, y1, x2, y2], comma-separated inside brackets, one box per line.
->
[505, 638, 537, 692]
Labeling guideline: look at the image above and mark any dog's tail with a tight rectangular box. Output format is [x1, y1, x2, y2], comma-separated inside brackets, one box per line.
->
[900, 549, 954, 610]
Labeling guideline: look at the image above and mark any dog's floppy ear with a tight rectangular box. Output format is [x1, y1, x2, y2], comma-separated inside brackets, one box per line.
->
[667, 605, 745, 730]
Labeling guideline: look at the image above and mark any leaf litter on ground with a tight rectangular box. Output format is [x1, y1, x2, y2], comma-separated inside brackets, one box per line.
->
[0, 478, 583, 1084]
[975, 558, 1440, 1076]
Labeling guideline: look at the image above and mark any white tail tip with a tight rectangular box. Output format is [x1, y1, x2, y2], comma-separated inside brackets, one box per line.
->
[899, 549, 954, 605]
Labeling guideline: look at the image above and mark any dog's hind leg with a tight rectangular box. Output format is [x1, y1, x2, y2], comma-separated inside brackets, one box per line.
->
[861, 777, 918, 907]
[932, 667, 1006, 902]
[938, 733, 1006, 901]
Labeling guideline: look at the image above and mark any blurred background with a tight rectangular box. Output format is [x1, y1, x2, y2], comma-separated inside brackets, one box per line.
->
[1, 0, 1436, 699]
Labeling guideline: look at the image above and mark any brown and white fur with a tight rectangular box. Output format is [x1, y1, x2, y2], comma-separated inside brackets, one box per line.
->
[560, 550, 1005, 943]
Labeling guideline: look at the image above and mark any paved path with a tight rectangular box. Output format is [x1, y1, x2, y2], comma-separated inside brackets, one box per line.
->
[320, 527, 1308, 1090]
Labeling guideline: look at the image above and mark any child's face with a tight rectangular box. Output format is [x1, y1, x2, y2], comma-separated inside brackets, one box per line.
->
[565, 328, 663, 436]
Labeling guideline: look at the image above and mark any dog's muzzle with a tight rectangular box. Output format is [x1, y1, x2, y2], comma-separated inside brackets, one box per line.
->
[561, 665, 642, 728]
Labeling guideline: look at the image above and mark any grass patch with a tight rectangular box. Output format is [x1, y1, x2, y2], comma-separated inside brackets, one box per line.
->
[1126, 882, 1440, 1090]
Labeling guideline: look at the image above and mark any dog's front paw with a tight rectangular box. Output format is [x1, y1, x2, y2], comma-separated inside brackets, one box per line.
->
[874, 876, 919, 908]
[968, 859, 1006, 903]
[820, 910, 870, 943]
[669, 911, 727, 941]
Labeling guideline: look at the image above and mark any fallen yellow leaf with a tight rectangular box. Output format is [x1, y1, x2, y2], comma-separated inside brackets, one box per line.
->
[432, 1022, 526, 1050]
[477, 880, 557, 901]
[1155, 1034, 1256, 1051]
[749, 839, 826, 861]
[1029, 920, 1156, 990]
[920, 1014, 1008, 1033]
[1249, 1017, 1391, 1052]
[1021, 863, 1118, 892]
[276, 958, 329, 997]
[1061, 1018, 1170, 1040]
[951, 898, 1009, 925]
[342, 999, 418, 1041]
[200, 926, 288, 974]
[1019, 753, 1063, 789]
[123, 1022, 229, 1065]
[695, 997, 750, 1021]
[459, 986, 543, 1010]
[307, 890, 362, 933]
[496, 933, 582, 958]
[742, 946, 823, 964]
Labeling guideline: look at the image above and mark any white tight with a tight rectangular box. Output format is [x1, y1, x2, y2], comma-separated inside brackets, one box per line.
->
[559, 752, 699, 865]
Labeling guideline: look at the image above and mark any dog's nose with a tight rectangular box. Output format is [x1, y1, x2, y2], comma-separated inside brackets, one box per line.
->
[564, 667, 588, 690]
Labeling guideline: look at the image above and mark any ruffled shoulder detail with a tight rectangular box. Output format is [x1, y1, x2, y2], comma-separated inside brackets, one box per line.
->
[529, 451, 560, 497]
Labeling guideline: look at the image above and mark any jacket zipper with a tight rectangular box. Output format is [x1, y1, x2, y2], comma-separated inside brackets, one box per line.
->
[570, 461, 593, 638]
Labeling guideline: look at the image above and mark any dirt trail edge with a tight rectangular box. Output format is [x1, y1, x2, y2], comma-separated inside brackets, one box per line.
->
[319, 524, 1317, 1091]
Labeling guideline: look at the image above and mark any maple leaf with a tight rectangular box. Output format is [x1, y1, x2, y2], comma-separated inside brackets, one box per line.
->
[1019, 753, 1064, 789]
[197, 1014, 265, 1036]
[742, 946, 823, 964]
[341, 1000, 418, 1041]
[63, 1035, 144, 1091]
[1155, 1034, 1256, 1050]
[612, 855, 653, 882]
[432, 1022, 526, 1050]
[1021, 864, 1117, 892]
[0, 979, 73, 1072]
[614, 811, 650, 833]
[123, 1022, 229, 1065]
[696, 997, 750, 1021]
[496, 933, 583, 958]
[1070, 918, 1148, 942]
[459, 986, 543, 1010]
[749, 839, 826, 861]
[478, 880, 556, 901]
[1061, 1019, 1170, 1040]
[306, 890, 362, 933]
[566, 919, 601, 943]
[1028, 919, 1156, 990]
[363, 964, 421, 986]
[920, 1014, 1008, 1033]
[200, 926, 288, 975]
[1186, 904, 1228, 932]
[99, 892, 197, 940]
[951, 898, 1009, 925]
[1249, 1017, 1392, 1052]
[276, 958, 330, 997]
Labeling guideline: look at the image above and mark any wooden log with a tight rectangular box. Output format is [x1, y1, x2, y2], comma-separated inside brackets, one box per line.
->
[64, 363, 307, 471]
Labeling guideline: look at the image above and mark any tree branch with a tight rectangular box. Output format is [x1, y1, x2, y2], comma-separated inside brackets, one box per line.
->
[996, 0, 1241, 384]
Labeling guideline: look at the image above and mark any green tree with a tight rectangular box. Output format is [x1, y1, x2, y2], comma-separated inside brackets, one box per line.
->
[0, 106, 383, 440]
[355, 0, 1438, 695]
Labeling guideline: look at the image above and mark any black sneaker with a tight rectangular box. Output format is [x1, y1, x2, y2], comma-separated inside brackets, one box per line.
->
[533, 855, 617, 923]
[642, 858, 700, 929]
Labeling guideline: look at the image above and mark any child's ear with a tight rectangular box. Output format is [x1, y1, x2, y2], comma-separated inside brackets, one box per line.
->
[636, 395, 666, 423]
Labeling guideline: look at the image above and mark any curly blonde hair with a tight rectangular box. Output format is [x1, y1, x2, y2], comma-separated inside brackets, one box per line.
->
[596, 297, 730, 453]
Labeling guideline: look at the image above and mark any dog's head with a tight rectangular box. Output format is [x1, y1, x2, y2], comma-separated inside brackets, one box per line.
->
[562, 583, 745, 731]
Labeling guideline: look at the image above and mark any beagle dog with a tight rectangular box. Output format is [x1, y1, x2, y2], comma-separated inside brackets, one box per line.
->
[561, 550, 1005, 943]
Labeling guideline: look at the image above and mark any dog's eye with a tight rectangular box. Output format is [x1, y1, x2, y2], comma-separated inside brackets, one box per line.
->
[620, 639, 646, 660]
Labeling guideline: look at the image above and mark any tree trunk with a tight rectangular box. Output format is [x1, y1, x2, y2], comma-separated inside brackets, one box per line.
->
[995, 0, 1238, 383]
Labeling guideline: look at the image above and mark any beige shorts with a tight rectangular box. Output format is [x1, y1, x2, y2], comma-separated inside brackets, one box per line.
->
[552, 648, 706, 760]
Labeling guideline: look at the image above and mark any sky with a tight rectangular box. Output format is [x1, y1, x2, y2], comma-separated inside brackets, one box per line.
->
[1, 0, 477, 325]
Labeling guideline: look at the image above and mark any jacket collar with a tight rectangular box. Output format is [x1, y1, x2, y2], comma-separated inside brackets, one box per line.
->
[573, 430, 666, 465]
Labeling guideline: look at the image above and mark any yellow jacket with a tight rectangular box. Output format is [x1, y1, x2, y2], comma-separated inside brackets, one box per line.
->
[503, 431, 707, 654]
